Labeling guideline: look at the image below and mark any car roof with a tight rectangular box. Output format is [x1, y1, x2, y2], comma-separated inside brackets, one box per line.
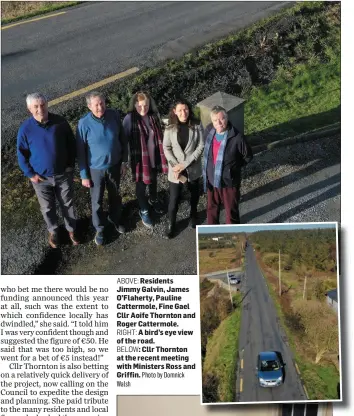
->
[259, 351, 277, 360]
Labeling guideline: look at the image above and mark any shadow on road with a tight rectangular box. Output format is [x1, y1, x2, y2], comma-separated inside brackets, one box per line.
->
[275, 350, 287, 384]
[270, 184, 340, 223]
[235, 288, 252, 308]
[2, 49, 35, 60]
[242, 173, 340, 223]
[241, 156, 339, 205]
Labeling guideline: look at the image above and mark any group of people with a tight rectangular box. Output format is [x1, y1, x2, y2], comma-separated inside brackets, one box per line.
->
[17, 91, 253, 248]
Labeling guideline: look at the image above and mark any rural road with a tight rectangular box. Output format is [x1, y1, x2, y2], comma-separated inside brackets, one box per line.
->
[1, 1, 289, 146]
[236, 244, 307, 402]
[1, 2, 340, 276]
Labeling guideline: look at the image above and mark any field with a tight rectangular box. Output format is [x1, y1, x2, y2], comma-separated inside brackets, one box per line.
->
[198, 247, 241, 276]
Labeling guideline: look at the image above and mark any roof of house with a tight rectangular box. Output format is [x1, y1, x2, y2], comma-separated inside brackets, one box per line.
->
[326, 289, 338, 302]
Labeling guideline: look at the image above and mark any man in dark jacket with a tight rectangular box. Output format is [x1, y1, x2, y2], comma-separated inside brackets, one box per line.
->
[202, 106, 253, 224]
[17, 92, 79, 249]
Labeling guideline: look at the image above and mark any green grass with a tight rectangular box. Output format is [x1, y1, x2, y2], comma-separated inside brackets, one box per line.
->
[1, 2, 83, 25]
[245, 60, 340, 139]
[298, 359, 339, 400]
[203, 293, 242, 402]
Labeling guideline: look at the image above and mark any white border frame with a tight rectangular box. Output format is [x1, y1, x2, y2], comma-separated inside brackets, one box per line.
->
[196, 222, 342, 406]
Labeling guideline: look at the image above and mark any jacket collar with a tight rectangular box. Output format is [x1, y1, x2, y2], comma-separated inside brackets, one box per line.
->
[207, 122, 238, 144]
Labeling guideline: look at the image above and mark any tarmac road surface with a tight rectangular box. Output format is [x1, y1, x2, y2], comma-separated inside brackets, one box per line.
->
[237, 244, 307, 402]
[1, 1, 289, 146]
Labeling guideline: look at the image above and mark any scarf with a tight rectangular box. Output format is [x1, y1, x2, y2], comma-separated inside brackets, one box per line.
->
[203, 128, 229, 191]
[130, 112, 168, 184]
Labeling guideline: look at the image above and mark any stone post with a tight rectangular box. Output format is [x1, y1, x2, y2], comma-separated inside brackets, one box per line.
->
[197, 91, 245, 134]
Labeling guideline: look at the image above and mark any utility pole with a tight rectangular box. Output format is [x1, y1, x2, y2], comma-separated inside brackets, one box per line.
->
[279, 250, 281, 297]
[227, 270, 233, 308]
[303, 274, 307, 300]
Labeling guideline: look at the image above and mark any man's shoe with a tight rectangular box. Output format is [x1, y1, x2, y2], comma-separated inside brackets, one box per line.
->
[139, 210, 153, 229]
[165, 223, 176, 239]
[94, 231, 104, 246]
[148, 198, 164, 214]
[108, 216, 125, 234]
[49, 232, 59, 249]
[189, 216, 198, 229]
[68, 231, 79, 246]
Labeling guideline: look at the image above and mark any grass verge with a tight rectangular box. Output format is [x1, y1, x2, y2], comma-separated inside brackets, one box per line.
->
[301, 360, 339, 400]
[245, 59, 340, 140]
[203, 293, 242, 402]
[1, 1, 82, 25]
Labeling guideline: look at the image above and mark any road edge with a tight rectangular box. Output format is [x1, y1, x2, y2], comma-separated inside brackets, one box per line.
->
[250, 122, 341, 155]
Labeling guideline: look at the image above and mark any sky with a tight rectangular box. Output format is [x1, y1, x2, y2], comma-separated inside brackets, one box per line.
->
[197, 222, 337, 234]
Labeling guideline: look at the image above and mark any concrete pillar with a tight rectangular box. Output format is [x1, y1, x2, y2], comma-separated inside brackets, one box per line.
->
[197, 91, 245, 134]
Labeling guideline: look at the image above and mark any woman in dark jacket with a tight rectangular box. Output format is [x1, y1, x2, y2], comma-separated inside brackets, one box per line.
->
[123, 92, 168, 229]
[163, 99, 204, 238]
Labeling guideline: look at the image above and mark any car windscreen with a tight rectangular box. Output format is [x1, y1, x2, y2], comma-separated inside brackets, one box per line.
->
[260, 359, 280, 371]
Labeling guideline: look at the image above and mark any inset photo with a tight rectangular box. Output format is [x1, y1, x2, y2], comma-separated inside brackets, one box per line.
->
[198, 222, 341, 404]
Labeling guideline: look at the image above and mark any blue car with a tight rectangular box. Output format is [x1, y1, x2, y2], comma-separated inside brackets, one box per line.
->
[256, 351, 285, 387]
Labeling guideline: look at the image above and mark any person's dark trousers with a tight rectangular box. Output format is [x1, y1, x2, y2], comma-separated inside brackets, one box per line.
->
[136, 168, 157, 212]
[90, 163, 122, 232]
[32, 171, 76, 233]
[168, 178, 200, 224]
[207, 185, 240, 224]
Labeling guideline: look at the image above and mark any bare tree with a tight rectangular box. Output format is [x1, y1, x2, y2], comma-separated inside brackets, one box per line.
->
[292, 299, 339, 363]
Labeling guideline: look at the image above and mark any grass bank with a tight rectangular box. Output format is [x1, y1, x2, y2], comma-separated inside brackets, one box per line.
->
[245, 58, 340, 141]
[203, 292, 242, 403]
[1, 1, 82, 25]
[60, 1, 339, 139]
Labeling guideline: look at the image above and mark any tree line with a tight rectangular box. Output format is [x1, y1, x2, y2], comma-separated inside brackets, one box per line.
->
[249, 229, 337, 273]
